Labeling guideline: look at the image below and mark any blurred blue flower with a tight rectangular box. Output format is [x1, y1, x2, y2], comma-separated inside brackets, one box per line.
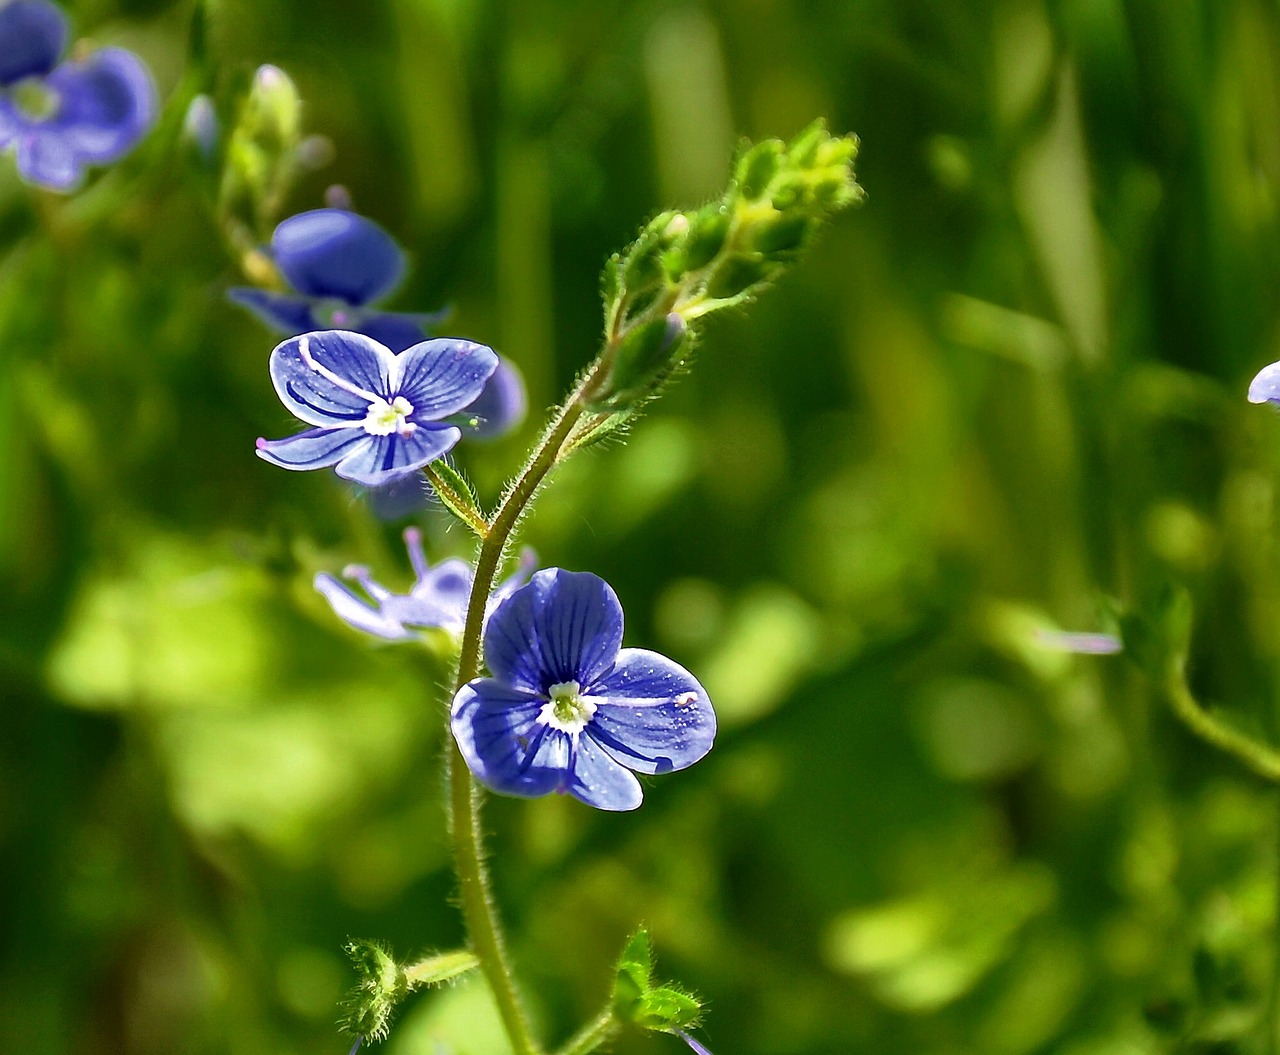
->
[255, 329, 497, 486]
[1249, 361, 1280, 406]
[230, 208, 526, 439]
[0, 0, 155, 190]
[451, 569, 716, 811]
[315, 526, 534, 640]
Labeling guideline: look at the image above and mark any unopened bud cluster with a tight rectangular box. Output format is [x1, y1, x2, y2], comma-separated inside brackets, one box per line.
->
[590, 120, 864, 409]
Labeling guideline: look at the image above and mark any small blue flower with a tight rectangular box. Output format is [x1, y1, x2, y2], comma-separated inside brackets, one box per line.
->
[229, 208, 526, 439]
[451, 569, 717, 812]
[315, 526, 535, 640]
[0, 0, 155, 190]
[255, 329, 498, 486]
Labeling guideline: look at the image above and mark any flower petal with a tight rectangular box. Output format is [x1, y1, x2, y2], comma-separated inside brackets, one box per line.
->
[13, 126, 79, 189]
[0, 0, 68, 86]
[464, 357, 527, 440]
[47, 47, 155, 162]
[272, 209, 404, 305]
[255, 426, 365, 471]
[355, 311, 435, 354]
[588, 649, 716, 775]
[333, 424, 461, 487]
[565, 733, 643, 811]
[483, 569, 624, 693]
[227, 287, 317, 335]
[1249, 361, 1280, 405]
[451, 680, 564, 798]
[395, 339, 499, 419]
[314, 572, 415, 641]
[270, 330, 396, 426]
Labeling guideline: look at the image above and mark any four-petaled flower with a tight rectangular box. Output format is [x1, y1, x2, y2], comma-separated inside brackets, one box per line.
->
[315, 526, 535, 640]
[230, 208, 526, 439]
[451, 569, 716, 811]
[0, 0, 155, 190]
[256, 329, 498, 486]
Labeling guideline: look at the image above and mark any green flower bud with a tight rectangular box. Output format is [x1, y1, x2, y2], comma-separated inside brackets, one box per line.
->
[735, 139, 784, 200]
[704, 253, 777, 301]
[340, 940, 408, 1042]
[611, 929, 704, 1034]
[683, 206, 730, 271]
[593, 313, 687, 409]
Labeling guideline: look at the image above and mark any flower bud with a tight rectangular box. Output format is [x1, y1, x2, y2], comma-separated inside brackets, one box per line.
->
[593, 313, 687, 409]
[181, 94, 218, 163]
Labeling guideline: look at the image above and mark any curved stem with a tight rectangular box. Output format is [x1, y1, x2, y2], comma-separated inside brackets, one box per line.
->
[1165, 657, 1280, 783]
[446, 361, 606, 1055]
[553, 1006, 618, 1055]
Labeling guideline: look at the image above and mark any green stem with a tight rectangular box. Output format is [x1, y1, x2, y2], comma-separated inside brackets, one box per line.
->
[1164, 658, 1280, 783]
[553, 1006, 618, 1055]
[446, 360, 607, 1055]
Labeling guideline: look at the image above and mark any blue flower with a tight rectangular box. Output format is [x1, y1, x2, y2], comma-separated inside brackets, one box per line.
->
[255, 329, 498, 486]
[230, 208, 526, 439]
[315, 526, 534, 640]
[1250, 361, 1280, 406]
[0, 0, 155, 190]
[451, 569, 717, 811]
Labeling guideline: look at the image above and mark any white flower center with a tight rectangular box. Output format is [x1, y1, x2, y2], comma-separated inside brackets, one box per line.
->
[538, 680, 597, 734]
[362, 395, 416, 437]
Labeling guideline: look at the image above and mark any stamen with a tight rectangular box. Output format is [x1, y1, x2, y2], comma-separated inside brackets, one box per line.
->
[298, 336, 385, 404]
[403, 527, 430, 580]
[539, 680, 597, 734]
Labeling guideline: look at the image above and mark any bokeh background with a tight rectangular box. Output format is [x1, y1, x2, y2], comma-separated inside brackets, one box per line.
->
[8, 0, 1280, 1053]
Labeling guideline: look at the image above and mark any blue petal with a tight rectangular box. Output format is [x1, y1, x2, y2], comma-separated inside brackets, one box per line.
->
[464, 357, 527, 440]
[674, 1031, 715, 1055]
[46, 47, 155, 162]
[1249, 361, 1280, 405]
[314, 572, 415, 641]
[451, 680, 564, 798]
[333, 424, 461, 487]
[0, 0, 67, 85]
[355, 311, 434, 354]
[272, 209, 404, 305]
[227, 287, 317, 335]
[483, 569, 624, 693]
[394, 339, 499, 419]
[587, 649, 716, 775]
[565, 733, 643, 811]
[382, 556, 473, 634]
[255, 426, 365, 471]
[13, 122, 78, 189]
[270, 330, 396, 427]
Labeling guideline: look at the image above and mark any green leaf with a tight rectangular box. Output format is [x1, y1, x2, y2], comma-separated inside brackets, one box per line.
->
[424, 461, 488, 536]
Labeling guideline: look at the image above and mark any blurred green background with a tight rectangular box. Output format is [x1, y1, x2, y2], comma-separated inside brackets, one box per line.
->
[8, 0, 1280, 1052]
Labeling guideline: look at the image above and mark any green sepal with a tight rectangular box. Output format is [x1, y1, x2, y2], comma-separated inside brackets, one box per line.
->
[750, 213, 813, 256]
[601, 253, 622, 322]
[611, 928, 704, 1034]
[592, 315, 686, 410]
[735, 139, 784, 200]
[622, 211, 681, 293]
[683, 207, 731, 271]
[339, 940, 409, 1042]
[339, 941, 479, 1043]
[1118, 584, 1192, 677]
[704, 253, 777, 301]
[424, 460, 487, 536]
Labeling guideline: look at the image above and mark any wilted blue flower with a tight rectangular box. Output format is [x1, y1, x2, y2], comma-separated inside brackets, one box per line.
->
[315, 526, 534, 640]
[451, 569, 716, 811]
[229, 208, 526, 439]
[0, 0, 155, 190]
[255, 329, 497, 486]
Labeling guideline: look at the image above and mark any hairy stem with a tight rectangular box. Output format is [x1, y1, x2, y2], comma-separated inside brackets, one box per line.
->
[446, 360, 607, 1055]
[553, 1006, 618, 1055]
[1165, 657, 1280, 783]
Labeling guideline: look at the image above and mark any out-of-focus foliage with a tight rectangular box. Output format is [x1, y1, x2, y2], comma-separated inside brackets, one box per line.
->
[8, 1, 1280, 1054]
